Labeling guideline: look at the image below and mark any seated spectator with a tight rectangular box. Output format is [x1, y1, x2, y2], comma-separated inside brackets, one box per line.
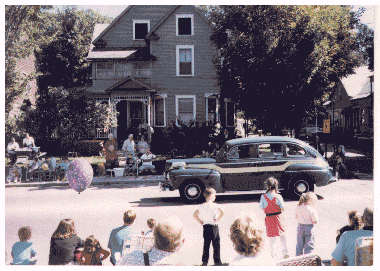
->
[57, 157, 70, 181]
[77, 235, 110, 266]
[7, 137, 20, 166]
[28, 157, 41, 181]
[142, 218, 157, 237]
[336, 211, 362, 244]
[229, 212, 273, 265]
[108, 209, 139, 266]
[138, 136, 149, 156]
[330, 145, 347, 178]
[139, 150, 156, 174]
[23, 133, 39, 157]
[11, 226, 37, 265]
[123, 134, 137, 174]
[117, 216, 186, 266]
[42, 156, 55, 181]
[104, 133, 119, 170]
[48, 219, 84, 265]
[332, 207, 373, 266]
[7, 166, 21, 183]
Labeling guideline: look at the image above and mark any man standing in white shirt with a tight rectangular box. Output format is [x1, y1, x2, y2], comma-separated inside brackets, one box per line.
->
[139, 150, 156, 174]
[193, 188, 225, 266]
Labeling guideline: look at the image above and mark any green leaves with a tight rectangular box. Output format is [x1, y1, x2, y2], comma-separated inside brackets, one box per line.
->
[210, 5, 372, 133]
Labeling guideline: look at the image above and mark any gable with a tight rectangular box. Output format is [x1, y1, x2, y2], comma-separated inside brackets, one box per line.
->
[93, 5, 175, 48]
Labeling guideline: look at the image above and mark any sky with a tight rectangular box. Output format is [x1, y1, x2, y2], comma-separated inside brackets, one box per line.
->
[54, 4, 376, 30]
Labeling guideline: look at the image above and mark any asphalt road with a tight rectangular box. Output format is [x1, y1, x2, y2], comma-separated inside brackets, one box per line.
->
[5, 177, 374, 266]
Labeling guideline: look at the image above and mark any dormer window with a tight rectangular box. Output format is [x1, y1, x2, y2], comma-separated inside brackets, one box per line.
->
[176, 14, 194, 36]
[133, 20, 150, 40]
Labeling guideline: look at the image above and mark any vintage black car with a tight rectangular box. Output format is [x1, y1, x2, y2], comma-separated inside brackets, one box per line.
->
[160, 136, 336, 203]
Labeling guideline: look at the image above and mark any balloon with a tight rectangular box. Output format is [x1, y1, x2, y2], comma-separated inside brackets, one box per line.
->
[65, 159, 93, 193]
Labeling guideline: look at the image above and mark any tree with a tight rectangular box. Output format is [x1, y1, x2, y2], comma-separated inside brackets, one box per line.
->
[24, 7, 114, 151]
[5, 5, 55, 138]
[209, 5, 370, 134]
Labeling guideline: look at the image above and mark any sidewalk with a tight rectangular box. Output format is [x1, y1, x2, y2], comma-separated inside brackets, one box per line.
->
[5, 174, 164, 188]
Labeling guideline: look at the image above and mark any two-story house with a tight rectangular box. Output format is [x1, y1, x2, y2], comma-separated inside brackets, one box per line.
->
[83, 5, 232, 143]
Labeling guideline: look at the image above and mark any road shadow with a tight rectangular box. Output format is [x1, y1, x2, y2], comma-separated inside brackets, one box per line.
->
[132, 191, 325, 207]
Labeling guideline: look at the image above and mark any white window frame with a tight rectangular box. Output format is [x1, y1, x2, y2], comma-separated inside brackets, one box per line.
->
[176, 14, 194, 36]
[176, 45, 194, 76]
[154, 94, 167, 127]
[205, 93, 219, 125]
[133, 19, 150, 40]
[175, 95, 196, 126]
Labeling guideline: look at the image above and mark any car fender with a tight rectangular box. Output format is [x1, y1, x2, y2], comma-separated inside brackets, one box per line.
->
[169, 168, 222, 193]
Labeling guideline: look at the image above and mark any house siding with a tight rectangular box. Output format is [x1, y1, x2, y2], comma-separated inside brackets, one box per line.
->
[102, 5, 175, 48]
[150, 5, 219, 124]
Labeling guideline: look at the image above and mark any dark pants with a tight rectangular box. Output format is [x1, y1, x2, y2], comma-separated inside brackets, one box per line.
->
[336, 162, 347, 177]
[105, 158, 118, 170]
[9, 153, 17, 165]
[202, 225, 221, 265]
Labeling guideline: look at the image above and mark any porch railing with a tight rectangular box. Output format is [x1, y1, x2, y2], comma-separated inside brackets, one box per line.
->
[96, 68, 151, 79]
[96, 128, 111, 138]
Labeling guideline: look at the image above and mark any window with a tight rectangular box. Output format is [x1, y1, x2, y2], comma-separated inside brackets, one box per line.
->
[176, 14, 194, 36]
[176, 45, 194, 76]
[228, 144, 257, 160]
[133, 20, 150, 40]
[205, 94, 219, 125]
[154, 94, 166, 127]
[258, 143, 284, 158]
[97, 62, 113, 70]
[286, 144, 306, 156]
[176, 95, 196, 126]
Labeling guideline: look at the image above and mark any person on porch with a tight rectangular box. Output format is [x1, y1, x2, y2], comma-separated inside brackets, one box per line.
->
[122, 134, 137, 175]
[139, 149, 156, 174]
[104, 133, 119, 170]
[7, 137, 20, 166]
[137, 136, 149, 156]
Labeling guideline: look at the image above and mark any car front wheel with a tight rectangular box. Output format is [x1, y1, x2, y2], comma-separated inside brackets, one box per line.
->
[180, 180, 205, 203]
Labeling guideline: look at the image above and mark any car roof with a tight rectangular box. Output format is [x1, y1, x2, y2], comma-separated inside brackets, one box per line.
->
[226, 136, 306, 146]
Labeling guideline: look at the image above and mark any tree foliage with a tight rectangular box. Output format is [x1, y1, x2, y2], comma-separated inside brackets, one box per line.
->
[26, 7, 113, 148]
[5, 5, 55, 137]
[209, 5, 372, 133]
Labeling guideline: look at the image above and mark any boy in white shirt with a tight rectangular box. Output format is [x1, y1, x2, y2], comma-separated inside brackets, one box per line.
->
[139, 150, 156, 174]
[193, 188, 224, 266]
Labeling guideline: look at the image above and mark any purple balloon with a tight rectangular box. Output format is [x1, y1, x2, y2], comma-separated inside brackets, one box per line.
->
[66, 159, 94, 193]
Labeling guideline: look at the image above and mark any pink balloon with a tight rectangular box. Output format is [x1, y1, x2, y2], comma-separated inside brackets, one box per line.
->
[66, 159, 94, 193]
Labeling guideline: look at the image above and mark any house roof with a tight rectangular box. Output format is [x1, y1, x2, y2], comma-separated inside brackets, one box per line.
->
[105, 76, 157, 93]
[351, 79, 373, 101]
[340, 66, 373, 97]
[87, 50, 137, 59]
[146, 5, 213, 38]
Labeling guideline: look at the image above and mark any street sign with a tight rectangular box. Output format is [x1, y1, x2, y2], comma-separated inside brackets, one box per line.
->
[323, 119, 330, 133]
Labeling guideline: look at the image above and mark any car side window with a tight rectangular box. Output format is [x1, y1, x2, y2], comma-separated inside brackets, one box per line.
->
[227, 144, 256, 160]
[258, 143, 284, 158]
[286, 144, 306, 156]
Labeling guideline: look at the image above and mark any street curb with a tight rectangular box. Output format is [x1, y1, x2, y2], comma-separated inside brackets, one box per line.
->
[5, 176, 163, 188]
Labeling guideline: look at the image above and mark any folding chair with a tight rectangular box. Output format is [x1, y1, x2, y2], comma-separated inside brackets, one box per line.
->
[276, 254, 322, 266]
[355, 236, 373, 266]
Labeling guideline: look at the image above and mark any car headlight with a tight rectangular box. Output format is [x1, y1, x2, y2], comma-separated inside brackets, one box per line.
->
[170, 162, 186, 170]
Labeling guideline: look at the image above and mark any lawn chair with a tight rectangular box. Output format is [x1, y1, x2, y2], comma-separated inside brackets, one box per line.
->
[276, 254, 322, 266]
[355, 236, 373, 266]
[116, 234, 155, 266]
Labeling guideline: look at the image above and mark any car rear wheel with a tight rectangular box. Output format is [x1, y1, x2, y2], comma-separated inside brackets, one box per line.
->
[288, 178, 314, 199]
[179, 180, 205, 203]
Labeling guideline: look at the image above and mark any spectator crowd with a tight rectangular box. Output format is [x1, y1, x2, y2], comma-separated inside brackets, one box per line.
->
[6, 177, 373, 266]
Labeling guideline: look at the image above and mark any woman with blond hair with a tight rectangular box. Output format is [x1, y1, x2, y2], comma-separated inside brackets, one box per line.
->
[229, 212, 274, 265]
[48, 219, 84, 265]
[295, 192, 319, 256]
[77, 235, 110, 265]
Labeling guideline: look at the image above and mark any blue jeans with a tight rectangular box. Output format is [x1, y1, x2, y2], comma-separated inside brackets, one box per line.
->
[296, 224, 315, 256]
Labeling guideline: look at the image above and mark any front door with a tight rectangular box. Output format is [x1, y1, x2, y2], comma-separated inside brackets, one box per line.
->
[129, 101, 144, 128]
